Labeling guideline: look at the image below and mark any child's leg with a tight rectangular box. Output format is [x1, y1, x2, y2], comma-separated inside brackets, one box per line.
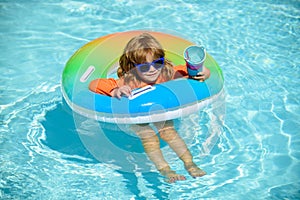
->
[155, 121, 206, 178]
[131, 124, 186, 183]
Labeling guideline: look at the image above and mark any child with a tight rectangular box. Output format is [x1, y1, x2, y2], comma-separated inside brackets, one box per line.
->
[89, 33, 210, 183]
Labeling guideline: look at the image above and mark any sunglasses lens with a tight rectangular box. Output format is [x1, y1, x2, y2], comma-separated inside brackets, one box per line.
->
[153, 59, 164, 69]
[135, 57, 164, 72]
[138, 64, 150, 72]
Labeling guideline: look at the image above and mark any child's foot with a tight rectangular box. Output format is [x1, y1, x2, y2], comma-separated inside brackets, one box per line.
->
[159, 167, 186, 183]
[184, 162, 206, 178]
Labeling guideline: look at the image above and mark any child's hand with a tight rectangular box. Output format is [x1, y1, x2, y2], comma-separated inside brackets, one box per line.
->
[111, 85, 132, 99]
[191, 73, 206, 82]
[190, 67, 210, 82]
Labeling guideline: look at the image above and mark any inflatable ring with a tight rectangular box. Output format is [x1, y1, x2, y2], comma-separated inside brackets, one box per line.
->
[62, 30, 224, 124]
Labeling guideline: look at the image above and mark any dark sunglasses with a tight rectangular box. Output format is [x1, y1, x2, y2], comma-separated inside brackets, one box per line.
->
[134, 57, 165, 73]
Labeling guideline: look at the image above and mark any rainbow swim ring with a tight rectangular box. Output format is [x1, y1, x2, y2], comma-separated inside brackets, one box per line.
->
[61, 30, 224, 124]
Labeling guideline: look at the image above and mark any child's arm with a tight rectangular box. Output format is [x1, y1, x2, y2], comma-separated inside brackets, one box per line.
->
[89, 78, 131, 98]
[89, 78, 119, 96]
[173, 65, 210, 81]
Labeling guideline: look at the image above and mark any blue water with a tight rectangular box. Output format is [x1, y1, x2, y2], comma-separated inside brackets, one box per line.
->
[1, 0, 300, 199]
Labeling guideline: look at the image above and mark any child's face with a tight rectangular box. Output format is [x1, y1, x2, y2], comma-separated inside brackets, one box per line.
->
[135, 53, 163, 84]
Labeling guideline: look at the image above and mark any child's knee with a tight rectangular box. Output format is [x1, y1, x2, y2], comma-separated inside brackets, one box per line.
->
[141, 135, 160, 152]
[159, 128, 178, 142]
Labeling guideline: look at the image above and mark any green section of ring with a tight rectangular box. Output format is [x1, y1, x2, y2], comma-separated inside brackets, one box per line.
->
[62, 30, 224, 103]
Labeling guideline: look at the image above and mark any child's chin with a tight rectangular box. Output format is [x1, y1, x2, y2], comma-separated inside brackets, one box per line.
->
[143, 78, 158, 84]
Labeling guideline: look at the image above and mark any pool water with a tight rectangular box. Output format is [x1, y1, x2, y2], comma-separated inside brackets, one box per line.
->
[1, 0, 299, 199]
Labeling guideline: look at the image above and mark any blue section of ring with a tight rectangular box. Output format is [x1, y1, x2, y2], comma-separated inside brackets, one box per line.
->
[72, 78, 210, 115]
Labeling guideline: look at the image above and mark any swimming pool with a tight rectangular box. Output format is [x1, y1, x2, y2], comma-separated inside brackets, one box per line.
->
[1, 0, 299, 199]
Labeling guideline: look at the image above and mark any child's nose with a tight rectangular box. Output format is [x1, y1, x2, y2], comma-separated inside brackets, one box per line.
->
[149, 64, 157, 71]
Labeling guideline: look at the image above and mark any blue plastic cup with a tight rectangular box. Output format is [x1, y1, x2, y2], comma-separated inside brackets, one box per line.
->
[184, 45, 206, 76]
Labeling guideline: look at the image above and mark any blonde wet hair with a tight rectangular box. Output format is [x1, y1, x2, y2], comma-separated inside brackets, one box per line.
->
[117, 33, 174, 86]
